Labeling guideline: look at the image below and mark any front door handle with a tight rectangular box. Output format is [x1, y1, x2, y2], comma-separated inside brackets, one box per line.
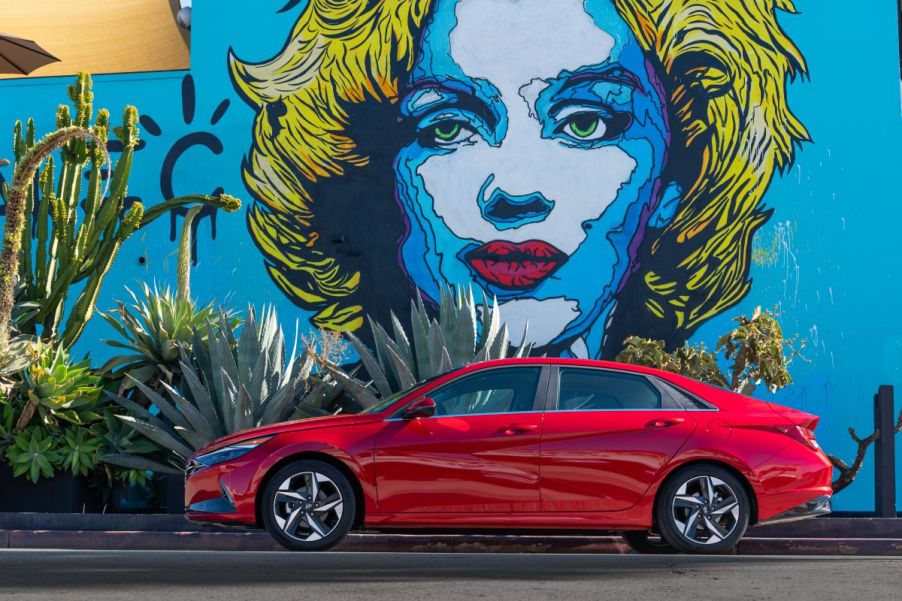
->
[645, 417, 686, 429]
[500, 423, 539, 435]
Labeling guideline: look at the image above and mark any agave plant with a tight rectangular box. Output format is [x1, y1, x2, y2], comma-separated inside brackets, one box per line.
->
[100, 284, 233, 392]
[92, 410, 161, 485]
[5, 427, 62, 482]
[0, 335, 34, 394]
[105, 306, 345, 471]
[56, 427, 102, 478]
[13, 342, 104, 432]
[330, 286, 532, 408]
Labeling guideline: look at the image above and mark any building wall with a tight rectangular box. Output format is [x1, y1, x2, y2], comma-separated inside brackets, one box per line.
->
[0, 0, 900, 511]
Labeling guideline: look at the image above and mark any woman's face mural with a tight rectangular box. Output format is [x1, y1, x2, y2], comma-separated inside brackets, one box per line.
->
[396, 0, 670, 355]
[231, 0, 808, 359]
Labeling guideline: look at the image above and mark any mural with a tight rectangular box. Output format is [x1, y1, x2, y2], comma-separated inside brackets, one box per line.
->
[1, 0, 901, 510]
[230, 0, 808, 359]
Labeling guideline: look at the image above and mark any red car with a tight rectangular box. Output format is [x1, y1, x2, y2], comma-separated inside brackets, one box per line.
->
[184, 358, 832, 554]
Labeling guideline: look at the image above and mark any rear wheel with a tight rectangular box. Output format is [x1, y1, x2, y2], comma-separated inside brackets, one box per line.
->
[622, 530, 676, 554]
[261, 460, 356, 551]
[656, 465, 750, 554]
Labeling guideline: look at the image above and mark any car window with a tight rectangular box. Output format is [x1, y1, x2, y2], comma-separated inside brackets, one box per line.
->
[656, 379, 716, 410]
[429, 367, 542, 416]
[557, 368, 662, 411]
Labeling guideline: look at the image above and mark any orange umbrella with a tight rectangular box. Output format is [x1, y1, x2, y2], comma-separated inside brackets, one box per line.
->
[0, 33, 59, 75]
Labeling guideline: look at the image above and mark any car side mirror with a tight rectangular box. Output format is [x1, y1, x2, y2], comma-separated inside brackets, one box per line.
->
[401, 397, 436, 420]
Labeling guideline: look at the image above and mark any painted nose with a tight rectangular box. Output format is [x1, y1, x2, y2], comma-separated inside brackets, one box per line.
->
[480, 188, 554, 230]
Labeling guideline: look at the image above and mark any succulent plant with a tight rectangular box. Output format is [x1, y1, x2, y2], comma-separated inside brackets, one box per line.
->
[0, 335, 34, 393]
[92, 410, 160, 485]
[0, 72, 241, 351]
[106, 306, 345, 471]
[57, 427, 102, 478]
[5, 427, 62, 482]
[331, 286, 532, 408]
[14, 342, 104, 431]
[100, 284, 234, 392]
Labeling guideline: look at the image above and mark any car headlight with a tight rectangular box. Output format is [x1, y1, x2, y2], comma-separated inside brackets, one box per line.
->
[193, 436, 273, 468]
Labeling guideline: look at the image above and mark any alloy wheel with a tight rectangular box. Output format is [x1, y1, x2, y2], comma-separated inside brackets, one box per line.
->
[670, 475, 741, 545]
[272, 471, 344, 542]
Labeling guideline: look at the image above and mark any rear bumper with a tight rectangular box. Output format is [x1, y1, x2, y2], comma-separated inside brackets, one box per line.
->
[759, 494, 831, 526]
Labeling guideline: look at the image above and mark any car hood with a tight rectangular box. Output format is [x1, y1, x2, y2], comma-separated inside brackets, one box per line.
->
[195, 413, 383, 456]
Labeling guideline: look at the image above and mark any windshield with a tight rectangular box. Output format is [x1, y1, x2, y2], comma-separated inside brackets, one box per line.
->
[358, 369, 460, 414]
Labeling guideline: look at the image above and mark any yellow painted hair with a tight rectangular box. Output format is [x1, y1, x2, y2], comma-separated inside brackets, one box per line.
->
[229, 0, 808, 336]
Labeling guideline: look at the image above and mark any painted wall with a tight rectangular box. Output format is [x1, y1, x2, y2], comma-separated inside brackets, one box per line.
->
[0, 0, 900, 511]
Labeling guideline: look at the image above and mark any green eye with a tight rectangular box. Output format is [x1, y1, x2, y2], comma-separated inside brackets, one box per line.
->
[565, 113, 601, 139]
[433, 122, 462, 142]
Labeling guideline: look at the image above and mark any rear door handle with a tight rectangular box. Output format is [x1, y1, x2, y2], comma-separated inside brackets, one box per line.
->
[500, 423, 539, 435]
[645, 417, 686, 429]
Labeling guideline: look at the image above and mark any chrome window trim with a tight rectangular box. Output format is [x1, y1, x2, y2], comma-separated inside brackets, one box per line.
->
[385, 410, 544, 422]
[552, 365, 668, 412]
[550, 408, 688, 413]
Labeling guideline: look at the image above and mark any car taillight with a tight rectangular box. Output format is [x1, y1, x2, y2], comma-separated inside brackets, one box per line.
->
[777, 425, 820, 450]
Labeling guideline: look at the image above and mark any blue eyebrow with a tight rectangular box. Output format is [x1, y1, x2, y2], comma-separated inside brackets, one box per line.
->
[402, 80, 501, 130]
[403, 87, 460, 115]
[552, 64, 645, 95]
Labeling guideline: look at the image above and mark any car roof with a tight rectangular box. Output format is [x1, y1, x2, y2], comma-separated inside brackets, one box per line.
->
[459, 357, 674, 379]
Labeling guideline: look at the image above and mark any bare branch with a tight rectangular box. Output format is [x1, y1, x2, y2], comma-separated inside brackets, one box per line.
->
[828, 427, 880, 494]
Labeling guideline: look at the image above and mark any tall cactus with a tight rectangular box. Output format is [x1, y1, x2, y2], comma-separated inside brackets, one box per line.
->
[0, 73, 241, 350]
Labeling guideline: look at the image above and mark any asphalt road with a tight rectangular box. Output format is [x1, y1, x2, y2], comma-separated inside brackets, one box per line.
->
[0, 550, 899, 601]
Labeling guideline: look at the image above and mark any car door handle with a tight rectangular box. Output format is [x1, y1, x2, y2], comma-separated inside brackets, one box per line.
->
[500, 423, 539, 435]
[645, 417, 686, 429]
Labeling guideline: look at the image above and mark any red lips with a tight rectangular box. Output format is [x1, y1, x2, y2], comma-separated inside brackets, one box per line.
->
[466, 240, 567, 289]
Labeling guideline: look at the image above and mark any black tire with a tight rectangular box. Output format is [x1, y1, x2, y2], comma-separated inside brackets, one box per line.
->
[655, 464, 750, 554]
[261, 460, 356, 552]
[622, 530, 677, 554]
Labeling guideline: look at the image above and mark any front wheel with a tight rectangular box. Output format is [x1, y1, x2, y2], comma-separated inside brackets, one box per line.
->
[261, 460, 356, 551]
[656, 465, 750, 554]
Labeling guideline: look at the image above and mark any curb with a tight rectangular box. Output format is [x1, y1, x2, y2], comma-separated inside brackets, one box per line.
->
[3, 530, 902, 555]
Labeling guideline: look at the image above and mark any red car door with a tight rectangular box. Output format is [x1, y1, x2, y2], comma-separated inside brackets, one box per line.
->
[540, 366, 696, 511]
[375, 366, 547, 513]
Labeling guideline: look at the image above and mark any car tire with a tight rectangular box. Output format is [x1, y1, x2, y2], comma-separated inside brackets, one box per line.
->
[261, 459, 356, 552]
[622, 530, 677, 554]
[655, 464, 750, 554]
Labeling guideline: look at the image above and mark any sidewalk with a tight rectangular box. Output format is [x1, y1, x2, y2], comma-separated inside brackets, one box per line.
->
[2, 514, 901, 554]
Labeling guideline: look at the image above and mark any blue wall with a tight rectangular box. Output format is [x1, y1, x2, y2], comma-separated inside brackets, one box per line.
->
[0, 0, 900, 511]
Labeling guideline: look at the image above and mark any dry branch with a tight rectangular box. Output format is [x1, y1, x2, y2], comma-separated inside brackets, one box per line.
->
[828, 409, 902, 493]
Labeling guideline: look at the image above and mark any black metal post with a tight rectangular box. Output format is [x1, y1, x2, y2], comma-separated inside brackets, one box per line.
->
[874, 385, 896, 517]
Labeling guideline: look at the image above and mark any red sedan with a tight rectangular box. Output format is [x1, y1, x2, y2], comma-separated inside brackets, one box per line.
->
[184, 358, 832, 553]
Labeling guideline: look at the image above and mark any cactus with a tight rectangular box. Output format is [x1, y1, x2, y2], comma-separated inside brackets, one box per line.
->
[0, 73, 241, 350]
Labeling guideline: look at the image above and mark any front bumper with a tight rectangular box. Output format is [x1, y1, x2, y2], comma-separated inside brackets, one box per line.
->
[759, 494, 831, 526]
[184, 458, 260, 525]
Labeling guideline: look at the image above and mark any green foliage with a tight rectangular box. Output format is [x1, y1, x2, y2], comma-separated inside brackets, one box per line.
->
[333, 285, 531, 408]
[21, 342, 103, 428]
[100, 284, 233, 392]
[616, 306, 803, 395]
[107, 306, 344, 470]
[57, 427, 102, 477]
[0, 335, 35, 391]
[0, 72, 241, 351]
[0, 398, 16, 447]
[5, 427, 61, 483]
[616, 338, 729, 389]
[92, 411, 159, 486]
